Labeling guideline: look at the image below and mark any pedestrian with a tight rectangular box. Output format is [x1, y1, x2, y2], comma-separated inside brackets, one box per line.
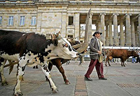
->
[132, 56, 136, 63]
[138, 51, 140, 63]
[84, 31, 107, 81]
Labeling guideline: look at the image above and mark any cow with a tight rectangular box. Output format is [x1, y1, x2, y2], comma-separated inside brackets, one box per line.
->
[105, 49, 139, 67]
[33, 38, 80, 68]
[33, 32, 87, 85]
[0, 29, 78, 96]
[1, 9, 92, 86]
[46, 38, 85, 84]
[1, 36, 86, 85]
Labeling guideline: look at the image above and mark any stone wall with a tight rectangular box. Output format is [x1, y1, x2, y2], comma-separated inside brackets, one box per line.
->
[0, 0, 140, 46]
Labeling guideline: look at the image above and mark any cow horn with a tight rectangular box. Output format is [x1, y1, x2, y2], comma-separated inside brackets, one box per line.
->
[73, 9, 92, 53]
[56, 31, 61, 37]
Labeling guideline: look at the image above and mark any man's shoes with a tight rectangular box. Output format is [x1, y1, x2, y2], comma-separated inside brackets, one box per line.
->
[99, 77, 107, 80]
[84, 77, 93, 81]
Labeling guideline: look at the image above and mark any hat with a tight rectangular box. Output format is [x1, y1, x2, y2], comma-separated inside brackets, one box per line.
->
[93, 31, 102, 36]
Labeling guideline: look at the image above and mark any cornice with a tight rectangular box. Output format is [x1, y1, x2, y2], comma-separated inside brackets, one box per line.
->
[0, 1, 140, 6]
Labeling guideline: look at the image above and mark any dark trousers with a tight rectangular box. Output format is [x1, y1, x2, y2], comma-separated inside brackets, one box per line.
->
[85, 59, 104, 78]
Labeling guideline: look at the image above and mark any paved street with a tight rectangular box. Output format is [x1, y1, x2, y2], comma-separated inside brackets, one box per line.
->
[0, 61, 140, 96]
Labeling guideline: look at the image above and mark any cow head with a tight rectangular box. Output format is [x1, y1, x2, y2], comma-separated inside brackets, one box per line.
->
[131, 50, 139, 57]
[45, 32, 78, 60]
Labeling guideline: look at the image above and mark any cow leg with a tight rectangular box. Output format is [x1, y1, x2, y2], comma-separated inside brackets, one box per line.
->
[122, 62, 125, 67]
[108, 60, 111, 66]
[120, 59, 125, 67]
[121, 62, 123, 66]
[45, 63, 53, 81]
[55, 59, 70, 85]
[0, 58, 8, 85]
[14, 56, 28, 96]
[105, 57, 111, 66]
[14, 64, 25, 96]
[33, 65, 38, 69]
[41, 64, 58, 93]
[121, 58, 126, 67]
[14, 65, 25, 96]
[122, 61, 125, 67]
[105, 57, 108, 66]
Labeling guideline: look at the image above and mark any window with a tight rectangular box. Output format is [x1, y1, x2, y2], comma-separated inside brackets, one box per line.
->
[20, 16, 25, 26]
[68, 16, 73, 25]
[0, 16, 2, 25]
[31, 16, 36, 26]
[8, 16, 14, 26]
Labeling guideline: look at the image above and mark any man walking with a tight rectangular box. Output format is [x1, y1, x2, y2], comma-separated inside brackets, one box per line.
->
[84, 31, 107, 81]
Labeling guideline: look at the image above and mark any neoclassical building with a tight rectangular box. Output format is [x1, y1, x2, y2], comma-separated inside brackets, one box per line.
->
[0, 0, 140, 47]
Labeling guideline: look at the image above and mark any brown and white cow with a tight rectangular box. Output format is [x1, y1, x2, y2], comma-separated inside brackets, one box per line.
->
[105, 49, 139, 67]
[0, 29, 78, 96]
[37, 9, 92, 85]
[46, 38, 82, 84]
[1, 9, 92, 87]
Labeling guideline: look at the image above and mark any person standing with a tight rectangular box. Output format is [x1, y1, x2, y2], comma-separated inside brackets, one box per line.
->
[84, 31, 107, 81]
[132, 56, 136, 63]
[138, 51, 140, 63]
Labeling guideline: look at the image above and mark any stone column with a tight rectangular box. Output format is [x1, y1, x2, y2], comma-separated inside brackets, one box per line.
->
[120, 16, 125, 46]
[96, 19, 101, 32]
[85, 12, 93, 41]
[28, 0, 33, 3]
[138, 14, 140, 46]
[61, 13, 67, 37]
[89, 13, 93, 39]
[113, 13, 119, 46]
[131, 20, 135, 46]
[3, 14, 7, 28]
[105, 23, 109, 46]
[96, 22, 98, 31]
[74, 13, 80, 40]
[125, 14, 131, 46]
[100, 13, 105, 45]
[123, 0, 129, 2]
[109, 20, 113, 46]
[37, 12, 42, 32]
[97, 21, 101, 32]
[16, 0, 20, 3]
[135, 24, 138, 46]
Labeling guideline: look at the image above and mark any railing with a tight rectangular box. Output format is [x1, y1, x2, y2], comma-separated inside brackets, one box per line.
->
[102, 46, 140, 50]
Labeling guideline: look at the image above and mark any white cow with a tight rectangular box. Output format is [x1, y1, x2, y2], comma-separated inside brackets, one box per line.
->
[0, 30, 78, 96]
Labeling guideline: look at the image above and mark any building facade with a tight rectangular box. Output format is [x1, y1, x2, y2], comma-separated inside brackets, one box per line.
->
[0, 0, 140, 46]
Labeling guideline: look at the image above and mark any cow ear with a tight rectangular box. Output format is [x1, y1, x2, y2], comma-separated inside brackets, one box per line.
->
[55, 31, 60, 38]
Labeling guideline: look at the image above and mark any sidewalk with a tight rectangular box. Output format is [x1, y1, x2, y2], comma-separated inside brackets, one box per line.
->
[0, 61, 140, 96]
